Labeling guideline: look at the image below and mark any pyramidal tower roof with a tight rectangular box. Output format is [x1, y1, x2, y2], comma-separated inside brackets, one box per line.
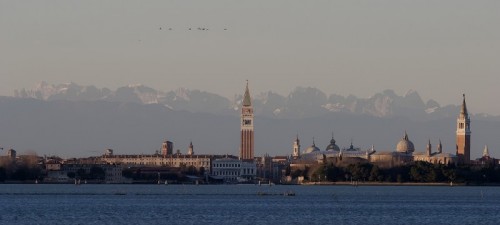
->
[483, 145, 490, 157]
[460, 94, 468, 116]
[243, 80, 252, 107]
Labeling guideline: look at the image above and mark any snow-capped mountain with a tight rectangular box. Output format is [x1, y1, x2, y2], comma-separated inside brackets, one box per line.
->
[13, 82, 461, 120]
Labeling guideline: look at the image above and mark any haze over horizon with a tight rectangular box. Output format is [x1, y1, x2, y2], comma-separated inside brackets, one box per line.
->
[1, 1, 500, 115]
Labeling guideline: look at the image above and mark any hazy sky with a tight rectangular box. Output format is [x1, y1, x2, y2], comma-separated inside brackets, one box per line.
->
[1, 1, 499, 114]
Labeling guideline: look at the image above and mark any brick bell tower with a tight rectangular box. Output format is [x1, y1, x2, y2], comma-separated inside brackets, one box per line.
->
[240, 80, 254, 160]
[456, 94, 471, 164]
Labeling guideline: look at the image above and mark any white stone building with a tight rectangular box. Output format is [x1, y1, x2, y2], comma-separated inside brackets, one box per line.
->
[211, 157, 256, 182]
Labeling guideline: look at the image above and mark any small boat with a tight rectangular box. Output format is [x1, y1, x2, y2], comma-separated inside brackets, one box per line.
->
[283, 191, 296, 196]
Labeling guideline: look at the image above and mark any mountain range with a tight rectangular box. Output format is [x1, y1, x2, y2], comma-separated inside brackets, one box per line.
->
[1, 82, 498, 158]
[15, 82, 496, 121]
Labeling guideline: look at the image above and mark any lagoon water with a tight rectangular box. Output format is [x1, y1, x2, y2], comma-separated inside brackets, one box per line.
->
[1, 184, 499, 225]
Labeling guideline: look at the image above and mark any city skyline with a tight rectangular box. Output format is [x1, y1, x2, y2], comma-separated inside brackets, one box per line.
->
[1, 81, 494, 160]
[1, 1, 500, 115]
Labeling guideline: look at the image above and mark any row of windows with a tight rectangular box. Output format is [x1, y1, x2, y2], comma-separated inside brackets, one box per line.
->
[242, 168, 254, 174]
[213, 163, 240, 168]
[214, 171, 239, 176]
[124, 161, 209, 166]
[213, 169, 255, 176]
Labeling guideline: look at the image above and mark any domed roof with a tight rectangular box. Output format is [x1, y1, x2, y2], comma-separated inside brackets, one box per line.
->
[304, 138, 321, 154]
[325, 133, 340, 151]
[396, 131, 415, 153]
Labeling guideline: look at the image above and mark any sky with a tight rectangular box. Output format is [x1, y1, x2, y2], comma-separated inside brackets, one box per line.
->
[1, 0, 499, 115]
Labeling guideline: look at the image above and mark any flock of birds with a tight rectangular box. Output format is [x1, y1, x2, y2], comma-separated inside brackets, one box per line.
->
[158, 27, 227, 31]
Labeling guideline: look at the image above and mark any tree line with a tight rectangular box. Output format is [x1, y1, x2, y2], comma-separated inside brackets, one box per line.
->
[288, 161, 500, 184]
[0, 155, 42, 182]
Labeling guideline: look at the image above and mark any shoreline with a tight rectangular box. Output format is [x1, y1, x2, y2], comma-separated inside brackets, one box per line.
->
[300, 181, 464, 186]
[2, 180, 500, 186]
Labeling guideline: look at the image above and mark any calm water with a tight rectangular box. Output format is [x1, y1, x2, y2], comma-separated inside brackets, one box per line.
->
[1, 184, 499, 225]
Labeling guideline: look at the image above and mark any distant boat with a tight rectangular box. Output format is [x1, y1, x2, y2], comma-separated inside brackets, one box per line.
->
[165, 180, 168, 185]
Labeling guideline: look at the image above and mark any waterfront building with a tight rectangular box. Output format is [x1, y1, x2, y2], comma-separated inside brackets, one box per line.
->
[290, 136, 376, 171]
[413, 139, 457, 165]
[47, 163, 132, 184]
[294, 136, 375, 164]
[256, 154, 288, 183]
[45, 170, 71, 183]
[292, 130, 459, 169]
[101, 152, 212, 172]
[370, 132, 417, 168]
[240, 81, 254, 160]
[211, 156, 256, 182]
[456, 94, 471, 164]
[101, 140, 212, 172]
[474, 145, 498, 166]
[45, 159, 62, 171]
[104, 165, 132, 184]
[7, 149, 16, 160]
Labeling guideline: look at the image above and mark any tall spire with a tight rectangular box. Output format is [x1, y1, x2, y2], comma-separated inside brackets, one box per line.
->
[460, 94, 468, 116]
[483, 145, 490, 158]
[426, 139, 432, 156]
[330, 131, 336, 144]
[456, 93, 471, 164]
[243, 80, 252, 107]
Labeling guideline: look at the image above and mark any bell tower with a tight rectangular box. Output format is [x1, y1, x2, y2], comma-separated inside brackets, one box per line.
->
[292, 134, 301, 159]
[187, 141, 194, 156]
[456, 94, 471, 164]
[240, 81, 254, 160]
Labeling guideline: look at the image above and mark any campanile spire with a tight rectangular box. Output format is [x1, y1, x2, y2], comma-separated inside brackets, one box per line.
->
[456, 94, 471, 164]
[240, 81, 254, 160]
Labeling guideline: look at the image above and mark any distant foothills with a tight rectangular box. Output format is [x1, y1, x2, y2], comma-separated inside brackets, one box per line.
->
[0, 82, 499, 185]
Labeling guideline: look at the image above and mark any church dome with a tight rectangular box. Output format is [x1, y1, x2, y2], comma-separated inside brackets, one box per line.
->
[304, 139, 321, 154]
[396, 132, 415, 153]
[325, 137, 340, 151]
